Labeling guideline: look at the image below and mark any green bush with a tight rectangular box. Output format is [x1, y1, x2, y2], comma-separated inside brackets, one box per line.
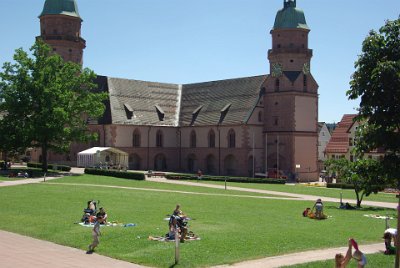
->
[327, 183, 355, 189]
[165, 174, 286, 184]
[27, 162, 71, 172]
[84, 168, 145, 180]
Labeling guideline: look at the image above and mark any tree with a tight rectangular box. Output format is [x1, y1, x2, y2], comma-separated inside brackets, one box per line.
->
[325, 158, 385, 208]
[0, 40, 107, 171]
[347, 17, 400, 266]
[347, 17, 400, 179]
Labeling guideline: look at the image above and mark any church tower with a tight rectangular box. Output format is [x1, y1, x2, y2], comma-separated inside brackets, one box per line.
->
[263, 0, 318, 181]
[38, 0, 86, 64]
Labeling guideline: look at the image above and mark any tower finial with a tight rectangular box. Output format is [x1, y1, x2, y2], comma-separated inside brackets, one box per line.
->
[284, 0, 296, 8]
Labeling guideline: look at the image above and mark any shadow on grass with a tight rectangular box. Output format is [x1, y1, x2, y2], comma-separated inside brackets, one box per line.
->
[326, 205, 395, 213]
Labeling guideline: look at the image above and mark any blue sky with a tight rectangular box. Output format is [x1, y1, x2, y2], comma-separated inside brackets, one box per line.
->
[0, 0, 399, 123]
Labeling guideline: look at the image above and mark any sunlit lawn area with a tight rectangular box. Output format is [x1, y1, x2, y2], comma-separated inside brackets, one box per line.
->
[189, 180, 398, 203]
[0, 174, 395, 267]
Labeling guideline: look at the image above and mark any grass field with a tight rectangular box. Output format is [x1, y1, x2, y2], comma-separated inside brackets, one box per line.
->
[189, 180, 398, 203]
[0, 174, 395, 267]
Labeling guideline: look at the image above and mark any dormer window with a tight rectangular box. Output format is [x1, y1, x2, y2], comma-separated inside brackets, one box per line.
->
[155, 104, 165, 121]
[124, 103, 134, 120]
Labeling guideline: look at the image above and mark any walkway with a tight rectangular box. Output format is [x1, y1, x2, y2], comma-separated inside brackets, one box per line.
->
[0, 171, 394, 267]
[0, 230, 145, 268]
[214, 243, 383, 268]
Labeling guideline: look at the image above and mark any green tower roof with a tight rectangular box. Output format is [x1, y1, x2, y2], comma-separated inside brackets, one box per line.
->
[39, 0, 81, 19]
[273, 0, 309, 30]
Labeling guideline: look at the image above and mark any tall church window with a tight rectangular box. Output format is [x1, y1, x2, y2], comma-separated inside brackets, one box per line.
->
[190, 130, 197, 148]
[303, 75, 307, 92]
[275, 79, 280, 92]
[273, 116, 279, 126]
[132, 129, 141, 147]
[208, 130, 215, 148]
[258, 111, 263, 122]
[156, 130, 163, 148]
[228, 129, 236, 148]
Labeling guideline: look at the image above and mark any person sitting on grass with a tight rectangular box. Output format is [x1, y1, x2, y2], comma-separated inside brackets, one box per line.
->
[96, 207, 108, 224]
[302, 207, 311, 217]
[87, 216, 104, 254]
[168, 204, 188, 242]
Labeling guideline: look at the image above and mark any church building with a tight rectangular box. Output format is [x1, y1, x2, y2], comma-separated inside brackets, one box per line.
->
[34, 0, 319, 181]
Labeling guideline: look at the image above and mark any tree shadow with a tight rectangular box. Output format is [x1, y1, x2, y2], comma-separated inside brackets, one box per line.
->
[326, 205, 395, 213]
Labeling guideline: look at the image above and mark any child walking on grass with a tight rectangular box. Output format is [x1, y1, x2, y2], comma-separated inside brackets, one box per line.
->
[87, 216, 104, 254]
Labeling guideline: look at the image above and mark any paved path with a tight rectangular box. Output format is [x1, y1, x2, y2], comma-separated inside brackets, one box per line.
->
[0, 171, 394, 267]
[213, 243, 383, 268]
[0, 230, 146, 268]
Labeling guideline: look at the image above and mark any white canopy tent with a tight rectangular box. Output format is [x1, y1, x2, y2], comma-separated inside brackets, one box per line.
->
[77, 147, 128, 169]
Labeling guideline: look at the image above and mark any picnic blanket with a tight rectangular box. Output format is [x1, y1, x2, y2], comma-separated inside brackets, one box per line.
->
[78, 222, 137, 227]
[364, 214, 393, 220]
[148, 232, 200, 242]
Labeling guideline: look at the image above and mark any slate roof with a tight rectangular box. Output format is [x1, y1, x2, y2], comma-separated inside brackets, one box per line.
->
[95, 75, 267, 127]
[180, 75, 266, 126]
[107, 77, 180, 126]
[325, 114, 356, 154]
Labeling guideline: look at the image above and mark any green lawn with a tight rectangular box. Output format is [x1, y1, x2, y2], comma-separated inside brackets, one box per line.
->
[0, 175, 395, 267]
[191, 180, 398, 203]
[282, 253, 395, 267]
[49, 175, 290, 198]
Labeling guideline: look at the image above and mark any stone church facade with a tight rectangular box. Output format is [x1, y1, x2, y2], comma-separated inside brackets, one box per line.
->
[32, 0, 318, 181]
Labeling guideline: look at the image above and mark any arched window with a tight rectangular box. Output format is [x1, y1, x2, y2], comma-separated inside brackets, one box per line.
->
[132, 129, 141, 147]
[208, 129, 215, 148]
[258, 111, 263, 122]
[156, 130, 163, 148]
[275, 79, 280, 92]
[228, 129, 236, 148]
[190, 130, 197, 148]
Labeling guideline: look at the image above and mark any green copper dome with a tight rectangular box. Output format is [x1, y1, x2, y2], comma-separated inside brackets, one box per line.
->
[273, 0, 309, 30]
[39, 0, 81, 18]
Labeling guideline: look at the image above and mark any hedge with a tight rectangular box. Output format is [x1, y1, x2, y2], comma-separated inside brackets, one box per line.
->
[165, 174, 286, 184]
[327, 183, 355, 189]
[84, 168, 145, 180]
[27, 162, 71, 172]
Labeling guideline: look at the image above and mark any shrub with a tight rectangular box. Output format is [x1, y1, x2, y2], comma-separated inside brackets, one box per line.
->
[84, 168, 145, 180]
[27, 162, 71, 172]
[165, 174, 286, 184]
[327, 183, 355, 189]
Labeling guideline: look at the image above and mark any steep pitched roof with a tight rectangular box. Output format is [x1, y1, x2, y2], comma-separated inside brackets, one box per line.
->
[325, 114, 356, 154]
[179, 75, 267, 126]
[97, 75, 267, 127]
[107, 77, 181, 126]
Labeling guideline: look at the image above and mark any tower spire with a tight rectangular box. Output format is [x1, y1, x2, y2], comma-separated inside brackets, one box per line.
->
[38, 0, 86, 65]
